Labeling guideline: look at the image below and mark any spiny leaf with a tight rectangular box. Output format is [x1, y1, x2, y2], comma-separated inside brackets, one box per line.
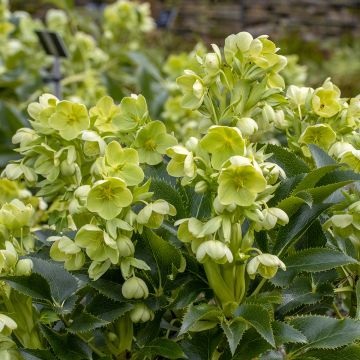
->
[245, 291, 283, 305]
[20, 349, 55, 360]
[68, 311, 109, 333]
[88, 278, 124, 302]
[272, 321, 307, 346]
[305, 344, 360, 360]
[2, 273, 52, 302]
[266, 144, 309, 176]
[140, 338, 186, 359]
[274, 203, 332, 256]
[86, 294, 133, 322]
[308, 144, 336, 168]
[221, 319, 247, 355]
[288, 315, 360, 350]
[269, 174, 305, 207]
[40, 325, 89, 360]
[277, 194, 312, 217]
[179, 303, 221, 335]
[28, 257, 78, 304]
[170, 280, 208, 310]
[235, 304, 275, 347]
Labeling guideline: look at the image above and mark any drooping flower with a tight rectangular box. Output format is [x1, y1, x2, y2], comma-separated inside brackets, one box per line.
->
[218, 156, 267, 206]
[129, 303, 154, 323]
[137, 199, 176, 228]
[166, 145, 196, 178]
[49, 100, 89, 140]
[86, 177, 133, 220]
[299, 124, 336, 150]
[177, 70, 206, 110]
[247, 254, 286, 279]
[122, 276, 149, 299]
[75, 225, 119, 264]
[49, 236, 85, 271]
[311, 80, 341, 118]
[341, 149, 360, 173]
[134, 121, 177, 165]
[0, 199, 34, 230]
[200, 126, 245, 170]
[196, 240, 233, 264]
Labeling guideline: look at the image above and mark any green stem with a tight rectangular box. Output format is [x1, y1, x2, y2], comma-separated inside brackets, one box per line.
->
[250, 278, 267, 297]
[203, 261, 235, 305]
[234, 265, 246, 303]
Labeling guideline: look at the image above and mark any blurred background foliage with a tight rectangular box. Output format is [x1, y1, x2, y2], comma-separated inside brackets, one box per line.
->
[1, 0, 360, 164]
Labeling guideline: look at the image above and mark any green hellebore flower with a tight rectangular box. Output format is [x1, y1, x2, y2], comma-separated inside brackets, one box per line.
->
[49, 236, 85, 271]
[200, 126, 245, 170]
[86, 177, 133, 220]
[236, 117, 258, 136]
[312, 80, 341, 118]
[218, 156, 267, 206]
[103, 141, 144, 186]
[49, 100, 89, 141]
[130, 303, 154, 323]
[137, 199, 176, 229]
[0, 314, 17, 336]
[75, 225, 119, 265]
[0, 199, 34, 230]
[122, 276, 149, 299]
[203, 48, 221, 76]
[27, 93, 58, 134]
[299, 124, 336, 150]
[90, 96, 119, 133]
[0, 241, 18, 273]
[329, 141, 354, 159]
[224, 31, 253, 65]
[88, 260, 111, 281]
[15, 259, 33, 276]
[117, 235, 135, 257]
[112, 94, 149, 132]
[254, 207, 289, 231]
[341, 150, 360, 173]
[177, 70, 206, 110]
[196, 240, 233, 264]
[82, 131, 106, 158]
[134, 121, 177, 165]
[286, 85, 313, 107]
[166, 145, 196, 178]
[247, 253, 286, 279]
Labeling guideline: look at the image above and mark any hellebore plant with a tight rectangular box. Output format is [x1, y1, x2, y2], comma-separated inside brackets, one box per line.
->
[1, 30, 360, 360]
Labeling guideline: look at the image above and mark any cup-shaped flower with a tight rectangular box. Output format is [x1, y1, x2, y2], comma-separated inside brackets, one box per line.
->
[134, 121, 177, 165]
[88, 260, 111, 281]
[247, 254, 286, 279]
[0, 314, 17, 336]
[341, 149, 360, 173]
[299, 124, 336, 150]
[129, 303, 154, 323]
[254, 207, 289, 231]
[224, 32, 253, 65]
[312, 80, 341, 118]
[75, 225, 119, 265]
[0, 241, 18, 273]
[236, 117, 258, 136]
[86, 177, 133, 220]
[15, 259, 33, 276]
[103, 141, 144, 186]
[90, 96, 119, 133]
[27, 93, 58, 134]
[0, 199, 34, 230]
[166, 145, 196, 178]
[218, 156, 267, 206]
[122, 276, 149, 299]
[49, 236, 85, 271]
[112, 94, 149, 132]
[177, 70, 206, 110]
[117, 235, 135, 257]
[286, 86, 313, 107]
[82, 131, 106, 158]
[196, 240, 233, 264]
[137, 199, 176, 228]
[49, 100, 89, 141]
[329, 141, 354, 159]
[200, 126, 245, 170]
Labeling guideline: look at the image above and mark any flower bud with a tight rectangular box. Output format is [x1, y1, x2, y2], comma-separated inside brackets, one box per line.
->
[262, 104, 276, 124]
[60, 160, 76, 176]
[287, 85, 313, 107]
[117, 235, 134, 257]
[122, 276, 149, 299]
[247, 253, 286, 279]
[15, 259, 33, 276]
[236, 117, 258, 136]
[204, 52, 220, 76]
[196, 240, 233, 264]
[195, 181, 208, 194]
[129, 303, 154, 323]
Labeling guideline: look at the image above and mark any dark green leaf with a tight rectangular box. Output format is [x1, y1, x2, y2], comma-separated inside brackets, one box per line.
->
[235, 304, 275, 347]
[289, 316, 360, 349]
[68, 311, 108, 333]
[2, 273, 52, 302]
[170, 280, 208, 310]
[272, 321, 307, 346]
[221, 319, 247, 355]
[140, 338, 186, 359]
[306, 344, 360, 360]
[179, 303, 221, 335]
[88, 278, 124, 302]
[308, 144, 336, 168]
[274, 203, 332, 256]
[20, 349, 55, 360]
